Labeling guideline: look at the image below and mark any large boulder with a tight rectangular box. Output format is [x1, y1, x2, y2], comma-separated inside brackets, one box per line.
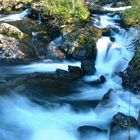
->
[62, 25, 102, 60]
[121, 42, 140, 93]
[0, 23, 24, 39]
[0, 34, 24, 59]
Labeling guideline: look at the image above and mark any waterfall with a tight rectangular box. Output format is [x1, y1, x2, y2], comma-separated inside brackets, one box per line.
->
[0, 6, 140, 140]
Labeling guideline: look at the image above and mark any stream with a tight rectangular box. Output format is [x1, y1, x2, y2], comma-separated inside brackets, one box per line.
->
[0, 5, 140, 140]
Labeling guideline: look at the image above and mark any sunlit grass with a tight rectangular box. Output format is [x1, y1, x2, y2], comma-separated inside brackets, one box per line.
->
[42, 0, 90, 25]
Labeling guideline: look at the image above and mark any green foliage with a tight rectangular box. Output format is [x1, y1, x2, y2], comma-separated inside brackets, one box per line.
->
[122, 0, 140, 26]
[42, 0, 90, 25]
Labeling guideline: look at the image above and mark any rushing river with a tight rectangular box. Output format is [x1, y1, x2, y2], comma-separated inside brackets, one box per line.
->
[0, 6, 140, 140]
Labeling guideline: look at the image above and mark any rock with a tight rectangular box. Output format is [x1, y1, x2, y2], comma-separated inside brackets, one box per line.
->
[96, 89, 113, 108]
[68, 65, 84, 77]
[56, 69, 70, 77]
[87, 75, 106, 86]
[0, 23, 24, 39]
[81, 59, 96, 75]
[47, 41, 66, 60]
[78, 125, 106, 139]
[62, 25, 101, 60]
[102, 28, 111, 36]
[1, 72, 81, 98]
[0, 34, 24, 59]
[120, 41, 140, 93]
[137, 110, 140, 126]
[110, 37, 115, 42]
[110, 112, 139, 136]
[56, 66, 84, 80]
[0, 0, 31, 13]
[10, 18, 61, 59]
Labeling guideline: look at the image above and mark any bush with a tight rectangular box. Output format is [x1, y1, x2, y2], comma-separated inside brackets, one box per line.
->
[42, 0, 90, 25]
[122, 0, 140, 26]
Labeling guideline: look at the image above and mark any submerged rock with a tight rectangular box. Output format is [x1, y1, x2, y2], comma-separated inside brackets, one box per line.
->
[81, 59, 96, 75]
[78, 125, 106, 139]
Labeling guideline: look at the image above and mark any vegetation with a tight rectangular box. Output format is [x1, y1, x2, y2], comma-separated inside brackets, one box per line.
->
[42, 0, 90, 25]
[0, 0, 33, 12]
[122, 0, 140, 26]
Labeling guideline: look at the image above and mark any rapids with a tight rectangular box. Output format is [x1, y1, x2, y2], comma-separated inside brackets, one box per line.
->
[0, 5, 140, 140]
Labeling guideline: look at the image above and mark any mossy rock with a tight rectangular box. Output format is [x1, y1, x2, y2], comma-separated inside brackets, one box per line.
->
[0, 23, 24, 39]
[62, 25, 102, 60]
[0, 0, 33, 13]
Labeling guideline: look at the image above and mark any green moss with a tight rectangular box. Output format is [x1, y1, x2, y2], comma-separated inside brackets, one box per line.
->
[42, 0, 90, 25]
[122, 0, 140, 26]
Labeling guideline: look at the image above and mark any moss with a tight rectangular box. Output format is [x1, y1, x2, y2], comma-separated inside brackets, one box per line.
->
[122, 0, 140, 26]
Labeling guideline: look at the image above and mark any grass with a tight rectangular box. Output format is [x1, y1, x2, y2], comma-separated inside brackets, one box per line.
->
[122, 0, 140, 26]
[42, 0, 90, 25]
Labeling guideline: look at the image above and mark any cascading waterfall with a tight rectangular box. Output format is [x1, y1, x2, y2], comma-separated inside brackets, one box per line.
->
[0, 6, 140, 140]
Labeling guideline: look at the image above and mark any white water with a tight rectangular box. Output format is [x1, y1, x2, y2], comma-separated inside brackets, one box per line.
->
[0, 6, 140, 140]
[92, 13, 121, 29]
[0, 60, 81, 74]
[0, 9, 29, 22]
[103, 6, 132, 12]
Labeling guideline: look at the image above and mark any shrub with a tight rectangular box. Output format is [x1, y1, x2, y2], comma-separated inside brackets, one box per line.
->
[122, 0, 140, 26]
[42, 0, 90, 25]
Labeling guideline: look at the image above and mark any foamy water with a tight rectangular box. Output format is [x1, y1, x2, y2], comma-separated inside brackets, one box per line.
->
[0, 6, 140, 140]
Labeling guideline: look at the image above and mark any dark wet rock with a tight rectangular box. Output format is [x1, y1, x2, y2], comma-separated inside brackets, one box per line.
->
[78, 125, 106, 138]
[81, 59, 96, 75]
[47, 41, 66, 60]
[0, 23, 24, 39]
[138, 110, 140, 126]
[68, 65, 84, 76]
[56, 66, 83, 80]
[111, 27, 120, 33]
[87, 75, 106, 86]
[66, 100, 99, 112]
[120, 42, 140, 93]
[0, 72, 81, 98]
[96, 89, 113, 108]
[110, 37, 115, 42]
[110, 112, 139, 135]
[102, 28, 111, 36]
[0, 34, 24, 59]
[56, 69, 70, 76]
